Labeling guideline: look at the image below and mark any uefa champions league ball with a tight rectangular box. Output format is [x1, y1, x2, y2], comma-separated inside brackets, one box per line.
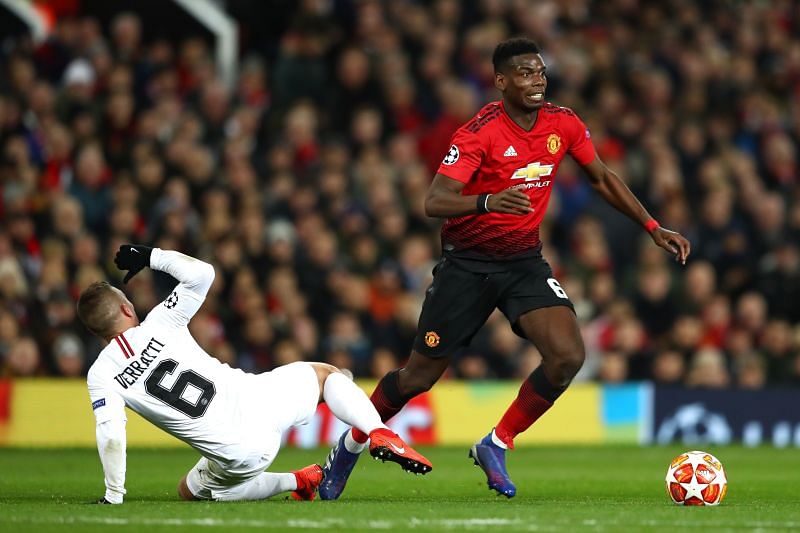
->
[665, 451, 727, 506]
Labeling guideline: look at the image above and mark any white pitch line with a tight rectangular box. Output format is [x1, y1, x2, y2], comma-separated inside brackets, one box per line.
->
[3, 515, 800, 531]
[0, 516, 529, 530]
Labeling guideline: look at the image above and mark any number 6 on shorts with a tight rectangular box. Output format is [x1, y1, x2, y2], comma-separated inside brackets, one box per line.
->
[547, 278, 568, 299]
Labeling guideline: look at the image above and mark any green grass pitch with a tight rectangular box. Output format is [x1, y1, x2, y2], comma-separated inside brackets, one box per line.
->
[1, 446, 799, 532]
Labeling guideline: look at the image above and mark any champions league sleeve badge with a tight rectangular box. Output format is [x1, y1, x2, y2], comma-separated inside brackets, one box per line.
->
[442, 145, 460, 165]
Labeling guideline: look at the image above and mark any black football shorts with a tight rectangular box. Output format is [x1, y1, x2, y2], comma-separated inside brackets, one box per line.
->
[412, 256, 575, 359]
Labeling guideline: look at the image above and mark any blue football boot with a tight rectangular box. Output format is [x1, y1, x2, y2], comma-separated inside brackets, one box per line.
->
[319, 430, 361, 500]
[468, 430, 517, 498]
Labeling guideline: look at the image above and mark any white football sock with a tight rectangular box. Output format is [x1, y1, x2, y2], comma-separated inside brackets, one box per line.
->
[214, 472, 296, 501]
[491, 429, 509, 450]
[323, 372, 387, 450]
[344, 429, 367, 454]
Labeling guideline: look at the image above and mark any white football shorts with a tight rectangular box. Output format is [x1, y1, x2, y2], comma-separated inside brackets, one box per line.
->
[185, 362, 320, 499]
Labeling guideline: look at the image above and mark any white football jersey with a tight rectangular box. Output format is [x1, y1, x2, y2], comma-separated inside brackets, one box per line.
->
[87, 249, 259, 465]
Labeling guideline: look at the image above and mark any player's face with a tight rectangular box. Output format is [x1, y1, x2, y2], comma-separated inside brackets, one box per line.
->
[496, 53, 547, 112]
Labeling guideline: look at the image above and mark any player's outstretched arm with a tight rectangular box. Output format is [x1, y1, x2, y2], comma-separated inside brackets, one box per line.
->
[425, 173, 533, 218]
[95, 418, 127, 504]
[89, 370, 128, 504]
[581, 157, 691, 265]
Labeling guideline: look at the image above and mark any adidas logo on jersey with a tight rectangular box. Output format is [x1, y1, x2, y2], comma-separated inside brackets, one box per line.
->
[503, 145, 518, 157]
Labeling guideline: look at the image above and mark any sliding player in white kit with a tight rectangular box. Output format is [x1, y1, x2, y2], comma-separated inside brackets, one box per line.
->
[78, 244, 432, 504]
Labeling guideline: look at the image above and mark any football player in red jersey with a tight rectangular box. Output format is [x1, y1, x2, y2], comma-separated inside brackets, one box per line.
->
[320, 37, 690, 499]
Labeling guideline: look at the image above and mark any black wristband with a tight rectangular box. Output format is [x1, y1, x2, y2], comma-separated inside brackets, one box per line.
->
[476, 193, 491, 214]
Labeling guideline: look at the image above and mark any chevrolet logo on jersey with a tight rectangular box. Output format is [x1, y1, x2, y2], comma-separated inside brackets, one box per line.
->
[511, 162, 554, 181]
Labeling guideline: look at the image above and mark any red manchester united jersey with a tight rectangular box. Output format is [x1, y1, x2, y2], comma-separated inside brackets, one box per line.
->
[437, 100, 596, 259]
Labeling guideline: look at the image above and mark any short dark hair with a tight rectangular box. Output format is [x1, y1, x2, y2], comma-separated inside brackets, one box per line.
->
[492, 37, 541, 72]
[77, 281, 122, 338]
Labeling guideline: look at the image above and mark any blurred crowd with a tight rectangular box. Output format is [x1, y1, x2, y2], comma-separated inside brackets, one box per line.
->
[0, 0, 798, 390]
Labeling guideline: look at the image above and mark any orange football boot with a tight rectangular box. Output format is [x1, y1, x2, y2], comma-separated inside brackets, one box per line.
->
[290, 464, 324, 501]
[368, 428, 433, 475]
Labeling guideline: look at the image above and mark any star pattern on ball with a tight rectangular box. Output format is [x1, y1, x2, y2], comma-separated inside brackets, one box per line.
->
[680, 481, 705, 502]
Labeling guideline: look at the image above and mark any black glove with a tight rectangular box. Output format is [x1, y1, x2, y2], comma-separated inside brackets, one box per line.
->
[114, 244, 153, 284]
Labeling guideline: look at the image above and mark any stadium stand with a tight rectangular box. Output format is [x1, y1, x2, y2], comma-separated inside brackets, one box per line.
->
[0, 0, 798, 390]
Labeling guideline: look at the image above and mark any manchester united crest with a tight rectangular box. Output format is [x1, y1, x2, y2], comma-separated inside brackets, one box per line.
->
[546, 134, 561, 154]
[424, 331, 440, 348]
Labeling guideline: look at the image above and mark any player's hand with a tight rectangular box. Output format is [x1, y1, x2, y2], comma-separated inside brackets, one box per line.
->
[487, 188, 533, 215]
[114, 244, 153, 283]
[650, 227, 691, 265]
